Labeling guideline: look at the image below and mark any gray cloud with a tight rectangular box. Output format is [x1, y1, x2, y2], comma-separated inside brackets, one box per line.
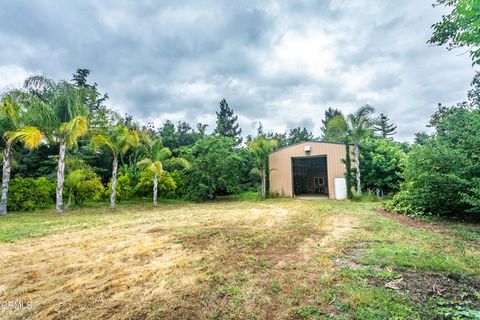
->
[0, 0, 476, 141]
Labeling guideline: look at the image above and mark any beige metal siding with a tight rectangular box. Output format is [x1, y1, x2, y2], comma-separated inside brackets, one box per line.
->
[269, 142, 351, 199]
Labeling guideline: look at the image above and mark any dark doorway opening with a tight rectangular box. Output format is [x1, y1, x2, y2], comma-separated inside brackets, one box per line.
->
[292, 156, 328, 197]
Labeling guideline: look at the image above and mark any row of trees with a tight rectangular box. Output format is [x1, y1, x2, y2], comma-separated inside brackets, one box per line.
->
[0, 68, 407, 215]
[10, 65, 477, 219]
[0, 72, 190, 214]
[1, 69, 330, 214]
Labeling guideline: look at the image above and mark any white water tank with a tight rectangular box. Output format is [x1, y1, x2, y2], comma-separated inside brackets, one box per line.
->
[334, 177, 347, 200]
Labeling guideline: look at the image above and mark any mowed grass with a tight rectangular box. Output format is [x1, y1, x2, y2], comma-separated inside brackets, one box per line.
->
[0, 199, 479, 319]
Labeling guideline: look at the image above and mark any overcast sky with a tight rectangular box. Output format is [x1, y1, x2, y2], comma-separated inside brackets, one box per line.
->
[0, 0, 476, 141]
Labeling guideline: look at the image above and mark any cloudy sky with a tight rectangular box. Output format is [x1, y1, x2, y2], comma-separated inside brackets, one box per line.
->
[0, 0, 476, 141]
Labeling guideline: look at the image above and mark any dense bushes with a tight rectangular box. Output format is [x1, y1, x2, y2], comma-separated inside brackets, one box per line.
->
[106, 174, 133, 202]
[64, 168, 104, 206]
[181, 136, 256, 201]
[133, 170, 176, 198]
[359, 137, 406, 194]
[8, 177, 55, 211]
[387, 107, 480, 217]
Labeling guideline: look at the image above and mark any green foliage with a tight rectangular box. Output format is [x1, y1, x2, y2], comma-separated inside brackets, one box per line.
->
[91, 124, 140, 157]
[429, 0, 480, 65]
[159, 120, 205, 150]
[294, 305, 325, 319]
[247, 136, 278, 199]
[287, 127, 314, 145]
[387, 106, 480, 216]
[359, 137, 406, 194]
[436, 298, 480, 319]
[323, 114, 348, 143]
[182, 136, 251, 201]
[119, 163, 141, 187]
[344, 143, 354, 199]
[320, 107, 343, 140]
[106, 174, 132, 202]
[8, 177, 55, 211]
[345, 105, 376, 144]
[64, 168, 104, 206]
[414, 131, 431, 145]
[163, 157, 191, 172]
[133, 170, 176, 198]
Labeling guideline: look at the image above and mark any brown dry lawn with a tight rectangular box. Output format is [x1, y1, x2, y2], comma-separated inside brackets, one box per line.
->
[0, 199, 479, 319]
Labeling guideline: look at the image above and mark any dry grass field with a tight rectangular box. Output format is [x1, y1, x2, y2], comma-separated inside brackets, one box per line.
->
[0, 198, 479, 319]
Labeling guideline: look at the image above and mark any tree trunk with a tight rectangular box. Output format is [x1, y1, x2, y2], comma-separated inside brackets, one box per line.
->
[56, 137, 67, 213]
[261, 162, 266, 200]
[0, 145, 12, 215]
[153, 173, 158, 206]
[110, 154, 118, 209]
[354, 142, 362, 195]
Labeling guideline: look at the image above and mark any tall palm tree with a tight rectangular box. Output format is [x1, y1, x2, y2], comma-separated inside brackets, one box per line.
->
[345, 105, 375, 195]
[24, 75, 92, 212]
[137, 139, 173, 206]
[0, 90, 44, 214]
[91, 125, 139, 209]
[248, 136, 278, 199]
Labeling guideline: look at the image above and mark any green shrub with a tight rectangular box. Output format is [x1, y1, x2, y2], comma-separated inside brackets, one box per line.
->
[351, 191, 383, 203]
[133, 170, 176, 198]
[64, 168, 104, 206]
[170, 171, 186, 197]
[359, 136, 407, 194]
[8, 177, 55, 211]
[106, 174, 133, 202]
[181, 136, 253, 201]
[388, 106, 480, 217]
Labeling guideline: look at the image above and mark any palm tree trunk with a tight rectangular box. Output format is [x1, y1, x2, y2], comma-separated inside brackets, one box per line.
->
[56, 137, 67, 213]
[354, 142, 361, 195]
[0, 144, 12, 215]
[261, 162, 266, 200]
[110, 154, 118, 209]
[153, 173, 158, 206]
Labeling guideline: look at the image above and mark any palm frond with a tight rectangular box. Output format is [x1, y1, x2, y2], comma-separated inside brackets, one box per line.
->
[4, 126, 43, 150]
[137, 158, 152, 168]
[346, 105, 376, 143]
[91, 134, 115, 153]
[54, 81, 90, 122]
[149, 161, 163, 175]
[60, 116, 89, 148]
[0, 97, 20, 128]
[155, 147, 172, 162]
[247, 136, 278, 160]
[249, 167, 262, 177]
[24, 75, 55, 91]
[116, 126, 140, 155]
[137, 158, 162, 174]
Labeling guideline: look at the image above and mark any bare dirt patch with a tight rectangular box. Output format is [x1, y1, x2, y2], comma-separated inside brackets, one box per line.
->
[335, 239, 480, 313]
[368, 270, 480, 310]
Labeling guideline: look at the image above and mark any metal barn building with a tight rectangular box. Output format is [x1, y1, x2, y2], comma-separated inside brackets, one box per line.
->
[269, 141, 350, 200]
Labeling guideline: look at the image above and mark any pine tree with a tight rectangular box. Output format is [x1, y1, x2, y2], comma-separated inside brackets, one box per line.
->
[213, 99, 242, 144]
[287, 127, 314, 145]
[373, 113, 397, 139]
